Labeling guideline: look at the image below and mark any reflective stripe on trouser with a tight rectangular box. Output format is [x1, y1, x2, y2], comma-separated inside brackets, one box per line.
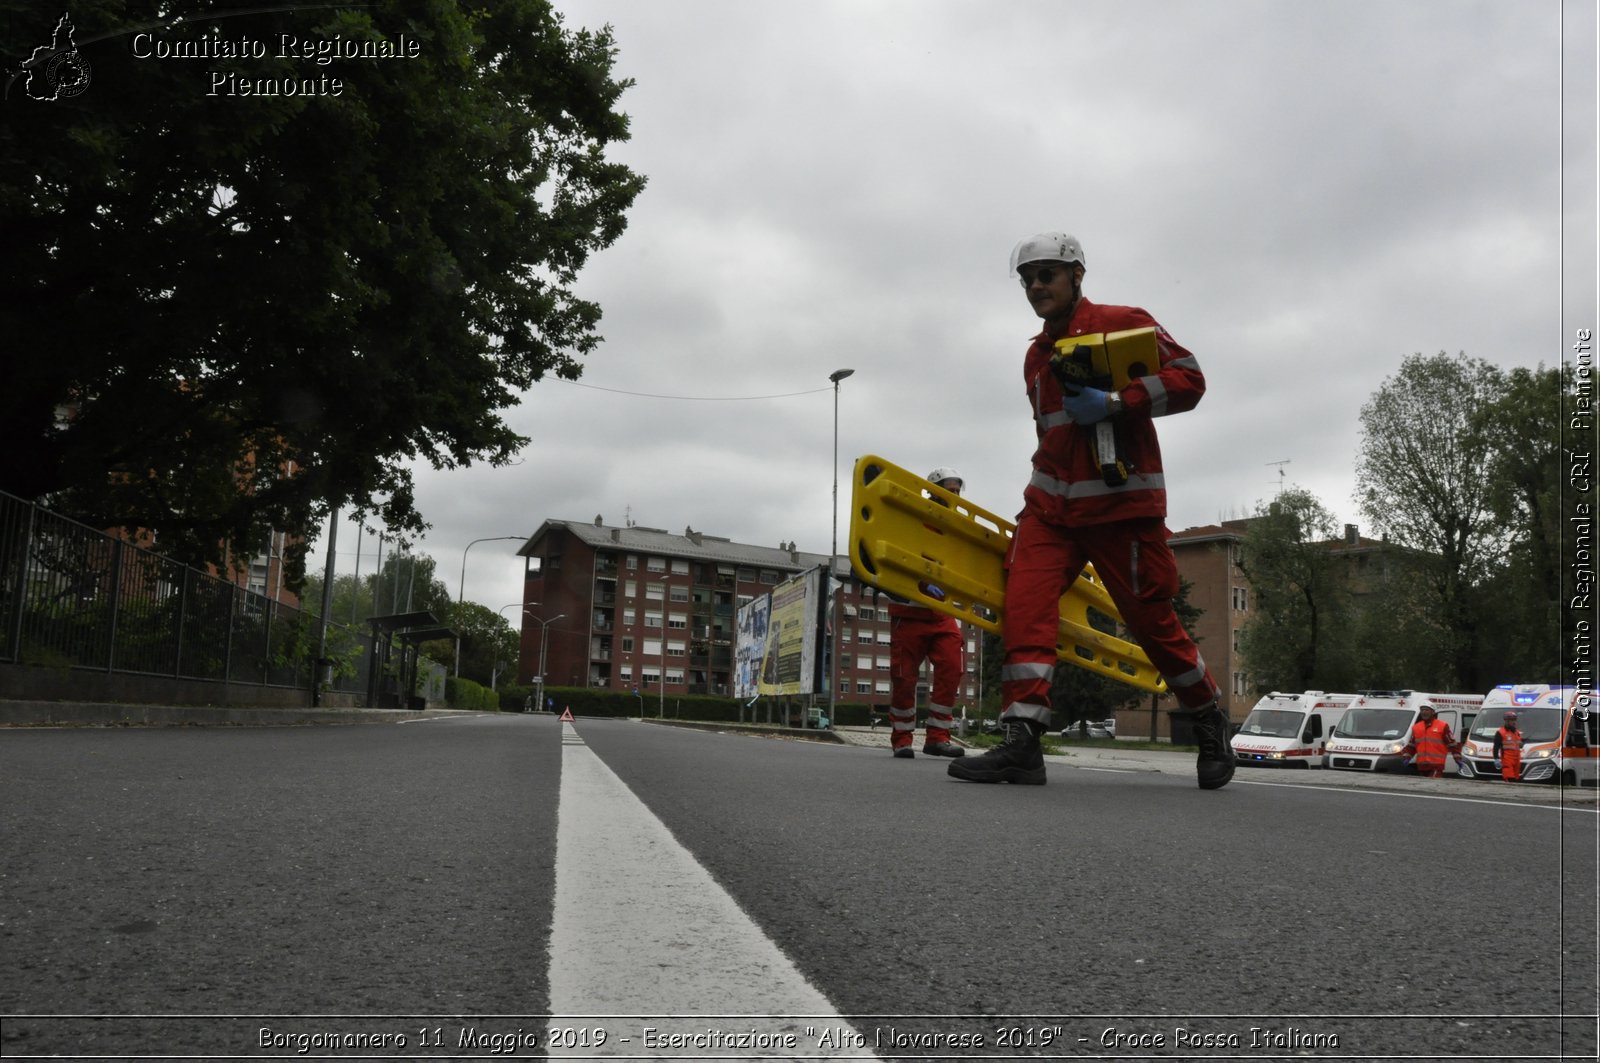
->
[1000, 512, 1219, 727]
[890, 613, 964, 743]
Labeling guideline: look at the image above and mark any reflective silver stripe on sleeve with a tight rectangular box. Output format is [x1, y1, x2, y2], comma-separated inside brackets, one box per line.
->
[1038, 410, 1072, 431]
[1141, 374, 1169, 416]
[1001, 661, 1054, 682]
[1165, 655, 1208, 690]
[1030, 469, 1166, 499]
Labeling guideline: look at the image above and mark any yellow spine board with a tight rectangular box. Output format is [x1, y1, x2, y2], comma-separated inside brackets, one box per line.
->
[847, 455, 1166, 693]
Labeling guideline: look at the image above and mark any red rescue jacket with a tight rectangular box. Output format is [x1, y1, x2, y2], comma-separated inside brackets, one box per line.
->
[1022, 298, 1205, 527]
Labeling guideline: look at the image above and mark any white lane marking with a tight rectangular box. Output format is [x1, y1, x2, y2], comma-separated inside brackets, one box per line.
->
[548, 721, 877, 1058]
[1232, 777, 1600, 813]
[397, 713, 493, 725]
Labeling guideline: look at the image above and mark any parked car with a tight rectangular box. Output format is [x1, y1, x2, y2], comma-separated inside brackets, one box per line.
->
[1060, 718, 1116, 740]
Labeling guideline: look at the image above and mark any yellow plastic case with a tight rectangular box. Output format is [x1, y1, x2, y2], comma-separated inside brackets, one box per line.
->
[1051, 326, 1160, 389]
[847, 455, 1166, 692]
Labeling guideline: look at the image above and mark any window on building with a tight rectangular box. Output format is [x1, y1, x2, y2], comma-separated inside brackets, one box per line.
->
[623, 609, 636, 626]
[671, 559, 688, 575]
[1232, 586, 1249, 611]
[641, 669, 660, 685]
[646, 582, 664, 600]
[668, 613, 687, 630]
[667, 640, 686, 657]
[626, 554, 638, 570]
[620, 666, 633, 683]
[621, 637, 634, 653]
[647, 556, 666, 573]
[856, 628, 870, 644]
[856, 681, 873, 694]
[665, 668, 685, 684]
[859, 607, 876, 622]
[644, 611, 662, 628]
[624, 580, 637, 599]
[642, 638, 662, 657]
[759, 569, 779, 585]
[669, 586, 689, 602]
[875, 680, 891, 695]
[876, 631, 892, 646]
[1233, 672, 1249, 696]
[876, 656, 891, 671]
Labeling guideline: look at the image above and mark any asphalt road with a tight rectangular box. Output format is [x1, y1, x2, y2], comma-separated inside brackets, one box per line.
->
[1, 713, 1595, 1061]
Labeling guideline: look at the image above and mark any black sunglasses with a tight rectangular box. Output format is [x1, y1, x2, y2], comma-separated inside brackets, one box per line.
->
[1018, 264, 1072, 288]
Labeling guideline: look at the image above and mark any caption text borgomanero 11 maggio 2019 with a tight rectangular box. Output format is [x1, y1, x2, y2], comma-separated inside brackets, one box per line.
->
[129, 32, 421, 97]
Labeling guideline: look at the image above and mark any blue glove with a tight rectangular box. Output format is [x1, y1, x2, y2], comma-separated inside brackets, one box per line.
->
[1060, 385, 1111, 425]
[918, 581, 946, 602]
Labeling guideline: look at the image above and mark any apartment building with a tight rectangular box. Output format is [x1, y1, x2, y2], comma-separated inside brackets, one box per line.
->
[515, 517, 980, 706]
[1167, 520, 1253, 719]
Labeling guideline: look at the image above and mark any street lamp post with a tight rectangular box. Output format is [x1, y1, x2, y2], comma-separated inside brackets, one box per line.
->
[534, 613, 566, 713]
[828, 368, 854, 725]
[455, 535, 523, 677]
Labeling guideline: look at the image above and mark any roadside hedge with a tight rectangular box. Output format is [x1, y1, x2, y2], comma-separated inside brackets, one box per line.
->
[445, 676, 499, 712]
[494, 683, 877, 725]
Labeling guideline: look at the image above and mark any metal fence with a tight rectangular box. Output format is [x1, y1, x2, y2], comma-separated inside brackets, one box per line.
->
[0, 490, 374, 698]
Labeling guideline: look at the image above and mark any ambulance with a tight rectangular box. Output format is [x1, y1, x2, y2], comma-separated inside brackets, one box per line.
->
[1322, 691, 1483, 774]
[1230, 691, 1355, 768]
[1457, 684, 1597, 785]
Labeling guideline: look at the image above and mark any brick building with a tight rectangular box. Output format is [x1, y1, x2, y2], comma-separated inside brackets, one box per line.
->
[1167, 521, 1254, 719]
[514, 517, 980, 708]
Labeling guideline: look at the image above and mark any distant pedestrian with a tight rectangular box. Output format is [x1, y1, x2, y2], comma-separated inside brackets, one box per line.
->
[1401, 704, 1461, 778]
[886, 468, 968, 760]
[1494, 711, 1524, 782]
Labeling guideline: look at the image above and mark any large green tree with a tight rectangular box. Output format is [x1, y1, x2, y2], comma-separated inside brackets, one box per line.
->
[1, 1, 644, 585]
[1236, 488, 1359, 693]
[1355, 352, 1506, 689]
[1474, 364, 1568, 679]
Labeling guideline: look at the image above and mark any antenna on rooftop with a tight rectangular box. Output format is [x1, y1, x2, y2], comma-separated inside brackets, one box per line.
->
[1266, 459, 1291, 496]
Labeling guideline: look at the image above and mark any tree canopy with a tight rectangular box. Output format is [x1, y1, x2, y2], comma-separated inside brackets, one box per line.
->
[1, 1, 644, 585]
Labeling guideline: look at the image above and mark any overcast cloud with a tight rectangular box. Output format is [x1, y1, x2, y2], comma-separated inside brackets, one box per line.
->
[310, 0, 1598, 616]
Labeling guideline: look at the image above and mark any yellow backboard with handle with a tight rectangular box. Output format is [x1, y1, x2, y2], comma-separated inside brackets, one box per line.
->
[847, 454, 1166, 693]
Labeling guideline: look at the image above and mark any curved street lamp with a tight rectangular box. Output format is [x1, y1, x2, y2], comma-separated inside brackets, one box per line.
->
[455, 535, 523, 676]
[828, 368, 854, 723]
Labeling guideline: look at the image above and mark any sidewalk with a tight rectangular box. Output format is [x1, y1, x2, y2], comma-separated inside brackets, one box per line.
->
[831, 725, 1597, 806]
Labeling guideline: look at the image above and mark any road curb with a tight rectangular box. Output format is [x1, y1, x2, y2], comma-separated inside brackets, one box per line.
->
[0, 700, 465, 728]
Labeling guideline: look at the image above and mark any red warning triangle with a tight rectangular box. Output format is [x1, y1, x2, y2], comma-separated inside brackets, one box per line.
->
[559, 708, 574, 722]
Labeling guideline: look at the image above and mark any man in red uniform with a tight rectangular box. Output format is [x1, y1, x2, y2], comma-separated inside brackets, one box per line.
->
[887, 469, 969, 759]
[949, 232, 1232, 789]
[1400, 704, 1461, 778]
[1493, 711, 1523, 781]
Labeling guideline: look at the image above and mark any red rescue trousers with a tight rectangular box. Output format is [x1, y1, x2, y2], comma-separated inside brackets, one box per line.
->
[889, 610, 963, 747]
[1001, 513, 1218, 727]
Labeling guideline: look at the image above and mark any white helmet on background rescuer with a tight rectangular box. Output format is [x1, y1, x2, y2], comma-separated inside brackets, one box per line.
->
[927, 468, 964, 492]
[1009, 232, 1086, 276]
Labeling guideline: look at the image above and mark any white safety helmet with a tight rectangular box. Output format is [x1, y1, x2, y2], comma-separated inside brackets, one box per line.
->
[927, 467, 964, 492]
[1009, 231, 1086, 276]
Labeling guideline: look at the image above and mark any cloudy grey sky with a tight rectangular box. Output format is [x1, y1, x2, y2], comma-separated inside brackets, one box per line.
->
[312, 0, 1598, 615]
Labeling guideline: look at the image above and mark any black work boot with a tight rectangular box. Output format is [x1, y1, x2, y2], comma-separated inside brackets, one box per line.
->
[922, 740, 966, 758]
[1185, 702, 1235, 790]
[947, 718, 1045, 785]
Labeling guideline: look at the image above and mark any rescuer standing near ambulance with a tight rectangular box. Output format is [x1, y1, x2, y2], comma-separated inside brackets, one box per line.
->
[885, 468, 970, 760]
[1494, 711, 1523, 781]
[948, 232, 1233, 789]
[1400, 703, 1462, 778]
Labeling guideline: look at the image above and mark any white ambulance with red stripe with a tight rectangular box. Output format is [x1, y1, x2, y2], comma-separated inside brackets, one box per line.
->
[1322, 691, 1483, 774]
[1457, 685, 1597, 785]
[1230, 691, 1355, 768]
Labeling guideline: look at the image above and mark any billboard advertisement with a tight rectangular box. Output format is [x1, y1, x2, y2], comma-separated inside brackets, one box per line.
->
[734, 566, 825, 698]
